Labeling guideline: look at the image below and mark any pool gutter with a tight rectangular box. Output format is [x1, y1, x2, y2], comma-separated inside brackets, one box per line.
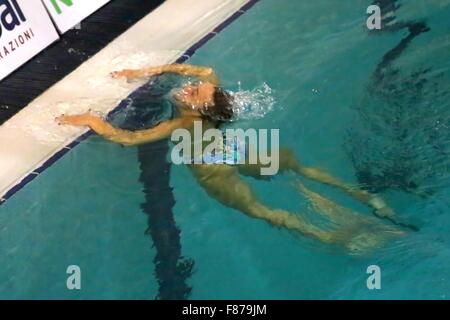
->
[0, 0, 259, 204]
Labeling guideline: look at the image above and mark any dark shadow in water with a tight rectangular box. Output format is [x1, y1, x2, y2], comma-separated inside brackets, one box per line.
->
[347, 67, 450, 196]
[138, 142, 194, 300]
[345, 1, 450, 196]
[373, 22, 430, 79]
[108, 77, 194, 300]
[369, 0, 430, 77]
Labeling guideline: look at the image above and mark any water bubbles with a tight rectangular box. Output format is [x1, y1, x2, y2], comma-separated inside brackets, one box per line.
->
[228, 82, 277, 121]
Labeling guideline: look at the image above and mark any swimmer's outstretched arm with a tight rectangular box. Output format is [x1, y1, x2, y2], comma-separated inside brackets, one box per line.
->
[56, 112, 195, 146]
[111, 64, 219, 85]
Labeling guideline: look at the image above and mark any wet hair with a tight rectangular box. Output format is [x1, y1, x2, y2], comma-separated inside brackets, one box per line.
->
[199, 87, 234, 123]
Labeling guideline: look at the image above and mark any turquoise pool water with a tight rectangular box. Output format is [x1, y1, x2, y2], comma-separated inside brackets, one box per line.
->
[1, 0, 450, 299]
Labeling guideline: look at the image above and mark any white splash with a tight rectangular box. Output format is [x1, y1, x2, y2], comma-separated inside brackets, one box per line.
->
[229, 82, 277, 121]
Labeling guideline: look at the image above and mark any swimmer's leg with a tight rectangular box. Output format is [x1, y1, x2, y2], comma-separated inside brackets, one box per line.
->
[295, 181, 405, 253]
[237, 148, 302, 181]
[238, 148, 394, 218]
[190, 164, 334, 244]
[283, 149, 375, 204]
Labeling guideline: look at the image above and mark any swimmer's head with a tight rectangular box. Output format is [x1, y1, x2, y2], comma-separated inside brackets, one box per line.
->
[175, 82, 215, 109]
[200, 87, 234, 122]
[175, 83, 234, 122]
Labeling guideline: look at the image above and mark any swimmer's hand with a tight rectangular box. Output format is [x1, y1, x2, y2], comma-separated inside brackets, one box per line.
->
[56, 112, 94, 127]
[110, 69, 140, 79]
[110, 67, 162, 80]
[369, 195, 396, 219]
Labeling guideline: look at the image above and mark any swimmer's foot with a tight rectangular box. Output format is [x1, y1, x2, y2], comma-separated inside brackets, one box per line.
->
[345, 187, 398, 219]
[342, 230, 388, 255]
[368, 195, 396, 219]
[332, 223, 406, 255]
[345, 188, 416, 230]
[369, 195, 420, 231]
[293, 181, 406, 253]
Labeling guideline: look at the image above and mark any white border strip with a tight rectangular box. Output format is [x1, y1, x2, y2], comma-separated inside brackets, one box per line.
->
[0, 0, 254, 202]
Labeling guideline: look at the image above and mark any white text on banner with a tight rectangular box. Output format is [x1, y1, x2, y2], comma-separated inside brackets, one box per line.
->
[0, 0, 59, 81]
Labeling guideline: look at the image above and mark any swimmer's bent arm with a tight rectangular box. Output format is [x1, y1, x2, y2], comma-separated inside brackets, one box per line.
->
[56, 113, 194, 146]
[111, 64, 219, 85]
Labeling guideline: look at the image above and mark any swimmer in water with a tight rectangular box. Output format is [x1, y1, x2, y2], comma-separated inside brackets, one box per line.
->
[56, 64, 404, 253]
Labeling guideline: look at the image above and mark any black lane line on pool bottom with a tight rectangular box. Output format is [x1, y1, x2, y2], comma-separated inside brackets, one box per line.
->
[137, 0, 261, 300]
[139, 140, 195, 300]
[107, 76, 195, 300]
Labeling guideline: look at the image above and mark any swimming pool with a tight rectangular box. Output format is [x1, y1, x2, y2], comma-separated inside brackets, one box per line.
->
[1, 0, 450, 299]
